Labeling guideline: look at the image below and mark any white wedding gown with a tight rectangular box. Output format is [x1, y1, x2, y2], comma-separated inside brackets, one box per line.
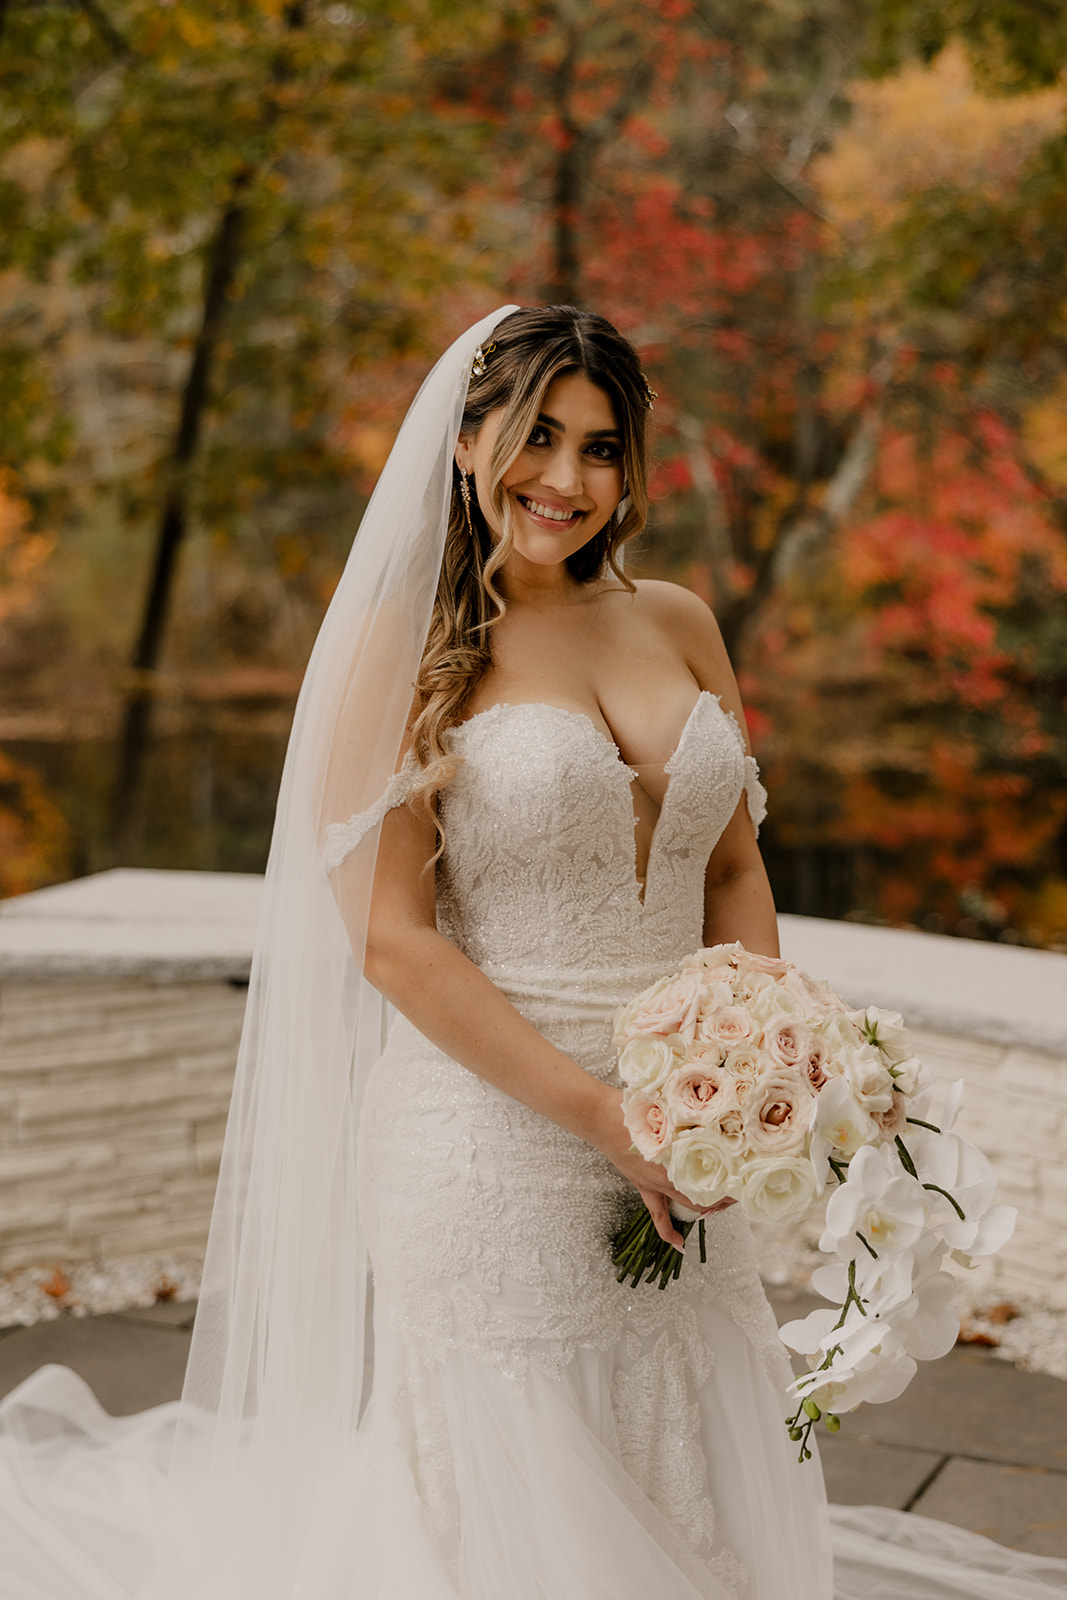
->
[1, 691, 1065, 1598]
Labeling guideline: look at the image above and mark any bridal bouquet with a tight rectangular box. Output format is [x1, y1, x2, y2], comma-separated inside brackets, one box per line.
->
[611, 943, 1015, 1457]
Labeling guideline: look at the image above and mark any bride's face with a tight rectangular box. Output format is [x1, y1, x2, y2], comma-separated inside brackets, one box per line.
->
[456, 372, 626, 571]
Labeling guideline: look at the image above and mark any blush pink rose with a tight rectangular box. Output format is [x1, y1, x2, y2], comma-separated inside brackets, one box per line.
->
[761, 1016, 814, 1071]
[627, 970, 705, 1043]
[705, 1103, 746, 1157]
[872, 1090, 908, 1143]
[743, 1072, 815, 1157]
[733, 948, 794, 981]
[782, 966, 842, 1020]
[721, 1043, 767, 1103]
[802, 1038, 830, 1092]
[680, 943, 739, 975]
[696, 1004, 755, 1048]
[664, 1060, 733, 1126]
[623, 1088, 674, 1162]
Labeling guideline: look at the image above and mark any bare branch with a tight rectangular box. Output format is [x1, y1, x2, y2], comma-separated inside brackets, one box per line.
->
[70, 0, 133, 60]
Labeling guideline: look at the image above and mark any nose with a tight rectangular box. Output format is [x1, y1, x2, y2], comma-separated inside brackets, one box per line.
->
[540, 442, 584, 499]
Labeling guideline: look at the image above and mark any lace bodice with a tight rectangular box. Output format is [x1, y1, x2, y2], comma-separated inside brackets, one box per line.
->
[327, 692, 766, 1005]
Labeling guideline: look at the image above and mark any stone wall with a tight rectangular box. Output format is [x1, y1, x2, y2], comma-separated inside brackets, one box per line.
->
[0, 873, 1064, 1308]
[912, 1026, 1067, 1309]
[0, 976, 243, 1269]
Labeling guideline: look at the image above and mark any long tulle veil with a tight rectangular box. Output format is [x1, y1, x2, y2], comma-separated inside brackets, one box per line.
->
[159, 306, 519, 1598]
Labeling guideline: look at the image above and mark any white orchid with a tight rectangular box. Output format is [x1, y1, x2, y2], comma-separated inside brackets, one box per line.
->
[810, 1076, 876, 1184]
[820, 1143, 928, 1259]
[793, 1341, 918, 1415]
[917, 1128, 1017, 1257]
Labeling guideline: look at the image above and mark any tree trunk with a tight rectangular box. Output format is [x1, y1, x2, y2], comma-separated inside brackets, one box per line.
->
[109, 2, 307, 855]
[546, 34, 582, 304]
[109, 179, 250, 854]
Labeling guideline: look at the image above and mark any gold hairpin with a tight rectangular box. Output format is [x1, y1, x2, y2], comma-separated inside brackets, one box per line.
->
[642, 376, 658, 410]
[471, 340, 496, 379]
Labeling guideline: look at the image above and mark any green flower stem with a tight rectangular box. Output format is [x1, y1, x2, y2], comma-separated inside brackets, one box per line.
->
[922, 1181, 967, 1221]
[612, 1205, 698, 1289]
[894, 1135, 918, 1179]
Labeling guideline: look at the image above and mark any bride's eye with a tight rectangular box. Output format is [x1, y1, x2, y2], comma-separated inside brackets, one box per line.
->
[526, 424, 552, 448]
[585, 440, 623, 463]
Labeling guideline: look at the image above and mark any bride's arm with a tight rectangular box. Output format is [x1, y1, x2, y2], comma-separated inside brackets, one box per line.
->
[353, 797, 697, 1247]
[702, 805, 779, 957]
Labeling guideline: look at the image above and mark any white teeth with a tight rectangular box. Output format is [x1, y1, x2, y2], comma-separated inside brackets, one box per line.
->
[522, 498, 576, 522]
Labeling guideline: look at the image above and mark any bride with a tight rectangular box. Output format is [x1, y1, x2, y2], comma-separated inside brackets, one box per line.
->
[1, 304, 1065, 1600]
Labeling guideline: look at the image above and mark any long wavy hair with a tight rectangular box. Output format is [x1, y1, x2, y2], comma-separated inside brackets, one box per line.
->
[408, 305, 652, 833]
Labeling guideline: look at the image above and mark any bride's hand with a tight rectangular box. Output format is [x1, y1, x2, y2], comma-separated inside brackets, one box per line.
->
[588, 1086, 735, 1250]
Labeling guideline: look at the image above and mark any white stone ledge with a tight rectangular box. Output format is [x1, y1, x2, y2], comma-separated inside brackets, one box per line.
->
[0, 869, 263, 983]
[778, 914, 1067, 1057]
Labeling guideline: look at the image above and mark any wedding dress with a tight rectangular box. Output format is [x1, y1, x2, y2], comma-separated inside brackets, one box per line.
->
[3, 689, 1067, 1598]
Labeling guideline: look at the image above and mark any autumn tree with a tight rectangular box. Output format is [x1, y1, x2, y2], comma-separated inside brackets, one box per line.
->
[745, 40, 1067, 943]
[454, 0, 894, 659]
[0, 0, 497, 853]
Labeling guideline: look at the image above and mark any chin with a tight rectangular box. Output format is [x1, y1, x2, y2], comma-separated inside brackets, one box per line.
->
[513, 527, 604, 569]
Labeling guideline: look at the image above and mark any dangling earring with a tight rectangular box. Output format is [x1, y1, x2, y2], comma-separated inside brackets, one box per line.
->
[459, 469, 474, 536]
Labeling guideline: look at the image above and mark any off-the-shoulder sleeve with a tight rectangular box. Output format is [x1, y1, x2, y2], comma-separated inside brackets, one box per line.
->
[743, 755, 767, 836]
[323, 752, 420, 871]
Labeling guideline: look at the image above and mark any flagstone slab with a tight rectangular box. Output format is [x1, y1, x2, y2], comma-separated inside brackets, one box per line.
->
[0, 1313, 190, 1414]
[818, 1433, 944, 1510]
[843, 1344, 1067, 1474]
[911, 1456, 1067, 1558]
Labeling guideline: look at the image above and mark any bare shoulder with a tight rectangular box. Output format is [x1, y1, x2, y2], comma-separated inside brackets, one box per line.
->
[624, 578, 750, 743]
[628, 579, 735, 678]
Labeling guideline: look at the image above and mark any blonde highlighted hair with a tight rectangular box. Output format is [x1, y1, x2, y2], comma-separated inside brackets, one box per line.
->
[409, 305, 653, 835]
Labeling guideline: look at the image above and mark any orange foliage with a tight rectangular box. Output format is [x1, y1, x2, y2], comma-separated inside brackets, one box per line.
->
[0, 473, 52, 627]
[0, 750, 72, 898]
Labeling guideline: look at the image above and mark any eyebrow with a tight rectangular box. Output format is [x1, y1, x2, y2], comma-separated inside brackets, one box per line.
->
[537, 411, 622, 439]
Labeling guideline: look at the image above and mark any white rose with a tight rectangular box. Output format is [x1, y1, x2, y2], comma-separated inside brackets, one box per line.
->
[617, 1035, 681, 1091]
[737, 1156, 818, 1224]
[666, 1128, 735, 1207]
[694, 979, 736, 1019]
[852, 1006, 911, 1065]
[889, 1055, 923, 1097]
[842, 1045, 896, 1114]
[749, 985, 806, 1025]
[818, 1011, 866, 1053]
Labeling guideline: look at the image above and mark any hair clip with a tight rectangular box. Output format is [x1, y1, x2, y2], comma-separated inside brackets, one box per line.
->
[471, 340, 496, 379]
[642, 376, 658, 410]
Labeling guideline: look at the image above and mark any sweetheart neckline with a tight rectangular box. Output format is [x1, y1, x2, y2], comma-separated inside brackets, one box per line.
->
[450, 692, 735, 910]
[451, 689, 720, 776]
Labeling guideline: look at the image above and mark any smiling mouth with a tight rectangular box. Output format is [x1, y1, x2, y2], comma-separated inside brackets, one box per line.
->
[518, 495, 582, 526]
